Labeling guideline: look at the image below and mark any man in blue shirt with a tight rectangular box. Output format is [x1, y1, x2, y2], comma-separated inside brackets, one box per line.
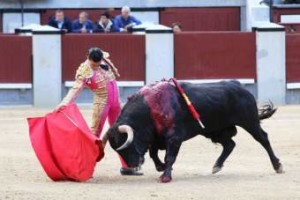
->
[72, 11, 94, 33]
[48, 10, 72, 33]
[114, 6, 142, 32]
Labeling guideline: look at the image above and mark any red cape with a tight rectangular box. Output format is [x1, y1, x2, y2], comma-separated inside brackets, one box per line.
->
[27, 103, 104, 182]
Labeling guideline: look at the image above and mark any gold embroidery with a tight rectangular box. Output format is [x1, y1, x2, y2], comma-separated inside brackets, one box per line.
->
[76, 61, 93, 80]
[90, 95, 108, 135]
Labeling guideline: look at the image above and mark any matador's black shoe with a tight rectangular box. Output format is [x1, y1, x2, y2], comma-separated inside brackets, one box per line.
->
[120, 167, 144, 176]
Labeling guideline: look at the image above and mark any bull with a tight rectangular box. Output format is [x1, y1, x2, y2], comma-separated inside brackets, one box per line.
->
[105, 80, 283, 183]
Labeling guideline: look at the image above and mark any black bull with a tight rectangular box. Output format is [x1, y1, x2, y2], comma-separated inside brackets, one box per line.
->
[106, 80, 283, 183]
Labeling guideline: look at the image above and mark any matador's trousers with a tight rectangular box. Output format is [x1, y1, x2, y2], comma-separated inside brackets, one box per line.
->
[90, 80, 128, 167]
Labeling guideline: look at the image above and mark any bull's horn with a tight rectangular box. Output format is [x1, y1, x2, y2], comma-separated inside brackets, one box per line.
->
[116, 125, 134, 151]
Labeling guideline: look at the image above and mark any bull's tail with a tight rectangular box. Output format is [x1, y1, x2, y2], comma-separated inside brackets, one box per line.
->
[258, 101, 277, 120]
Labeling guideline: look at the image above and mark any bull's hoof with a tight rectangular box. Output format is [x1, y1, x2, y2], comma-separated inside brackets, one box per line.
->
[158, 175, 172, 183]
[212, 166, 222, 174]
[275, 163, 284, 174]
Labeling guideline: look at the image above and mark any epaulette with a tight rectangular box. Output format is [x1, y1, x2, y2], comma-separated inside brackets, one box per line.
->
[75, 62, 93, 80]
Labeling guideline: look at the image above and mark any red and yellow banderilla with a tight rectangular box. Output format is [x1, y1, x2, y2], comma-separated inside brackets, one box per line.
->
[171, 78, 205, 129]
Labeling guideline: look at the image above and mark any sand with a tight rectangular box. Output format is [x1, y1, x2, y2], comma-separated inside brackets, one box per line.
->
[0, 105, 299, 200]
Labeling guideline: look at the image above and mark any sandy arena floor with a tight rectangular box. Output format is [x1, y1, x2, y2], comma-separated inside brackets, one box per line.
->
[0, 105, 299, 200]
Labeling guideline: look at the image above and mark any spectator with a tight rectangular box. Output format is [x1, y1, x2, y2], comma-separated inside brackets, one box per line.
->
[48, 10, 72, 33]
[171, 22, 182, 33]
[114, 6, 142, 32]
[72, 11, 94, 33]
[107, 8, 116, 20]
[94, 11, 115, 33]
[282, 0, 300, 3]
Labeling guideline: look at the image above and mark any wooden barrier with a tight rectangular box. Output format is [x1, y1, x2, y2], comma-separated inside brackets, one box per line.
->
[174, 32, 256, 80]
[160, 8, 240, 31]
[0, 34, 32, 83]
[286, 33, 300, 83]
[1, 32, 299, 86]
[61, 33, 145, 81]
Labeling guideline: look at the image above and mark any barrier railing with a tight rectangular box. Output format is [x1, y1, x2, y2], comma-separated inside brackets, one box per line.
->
[174, 31, 256, 80]
[286, 33, 300, 85]
[160, 8, 240, 31]
[0, 34, 32, 84]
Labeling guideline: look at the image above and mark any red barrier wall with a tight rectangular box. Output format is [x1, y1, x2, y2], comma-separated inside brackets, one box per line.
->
[0, 35, 32, 83]
[286, 33, 300, 83]
[160, 8, 240, 31]
[62, 34, 145, 81]
[174, 32, 256, 80]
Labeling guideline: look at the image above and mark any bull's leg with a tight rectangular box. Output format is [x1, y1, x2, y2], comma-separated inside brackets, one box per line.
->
[159, 136, 182, 183]
[149, 144, 166, 172]
[211, 127, 237, 174]
[245, 125, 283, 173]
[212, 139, 236, 174]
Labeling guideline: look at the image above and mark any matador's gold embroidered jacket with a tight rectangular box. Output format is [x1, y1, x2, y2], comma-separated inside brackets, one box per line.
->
[59, 57, 119, 135]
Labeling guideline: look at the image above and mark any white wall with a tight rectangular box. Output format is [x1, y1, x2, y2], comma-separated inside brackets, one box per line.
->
[255, 24, 286, 104]
[145, 33, 174, 84]
[281, 15, 300, 23]
[132, 11, 159, 25]
[32, 33, 62, 108]
[3, 13, 40, 33]
[246, 0, 270, 31]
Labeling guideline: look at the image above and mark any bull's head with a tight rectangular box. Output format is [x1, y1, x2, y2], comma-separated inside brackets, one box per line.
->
[106, 125, 145, 168]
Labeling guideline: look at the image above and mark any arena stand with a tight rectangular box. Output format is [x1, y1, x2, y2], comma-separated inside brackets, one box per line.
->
[1, 30, 300, 104]
[40, 9, 121, 26]
[1, 0, 300, 105]
[1, 7, 241, 33]
[42, 7, 240, 31]
[0, 1, 247, 105]
[160, 7, 240, 31]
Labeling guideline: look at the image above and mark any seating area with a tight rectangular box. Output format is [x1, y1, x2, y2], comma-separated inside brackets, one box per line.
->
[0, 7, 242, 33]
